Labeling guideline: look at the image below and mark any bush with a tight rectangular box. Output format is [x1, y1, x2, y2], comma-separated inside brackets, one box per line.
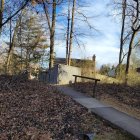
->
[128, 69, 140, 86]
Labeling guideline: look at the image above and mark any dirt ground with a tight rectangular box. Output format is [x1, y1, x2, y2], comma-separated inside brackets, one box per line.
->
[71, 82, 140, 119]
[0, 75, 134, 140]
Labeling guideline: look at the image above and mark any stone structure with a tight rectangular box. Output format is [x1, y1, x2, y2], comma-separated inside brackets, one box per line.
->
[39, 55, 96, 84]
[38, 64, 81, 84]
[54, 56, 96, 72]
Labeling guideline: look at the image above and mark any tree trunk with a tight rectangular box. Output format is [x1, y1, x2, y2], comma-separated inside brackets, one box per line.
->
[0, 0, 4, 33]
[66, 0, 70, 65]
[6, 19, 20, 74]
[118, 0, 127, 77]
[68, 0, 76, 66]
[49, 0, 56, 69]
[42, 0, 51, 32]
[6, 18, 12, 74]
[125, 0, 139, 84]
[19, 17, 23, 71]
[119, 0, 126, 65]
[125, 32, 136, 84]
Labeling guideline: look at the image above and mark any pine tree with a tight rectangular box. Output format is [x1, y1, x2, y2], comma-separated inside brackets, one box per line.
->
[13, 9, 48, 74]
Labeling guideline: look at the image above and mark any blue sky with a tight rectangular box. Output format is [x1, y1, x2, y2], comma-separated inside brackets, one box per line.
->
[55, 0, 121, 67]
[0, 0, 121, 68]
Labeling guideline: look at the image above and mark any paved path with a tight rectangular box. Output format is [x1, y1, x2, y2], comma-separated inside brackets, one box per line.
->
[56, 85, 140, 140]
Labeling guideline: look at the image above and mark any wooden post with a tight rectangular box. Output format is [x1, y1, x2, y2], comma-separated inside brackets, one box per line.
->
[75, 76, 77, 83]
[73, 75, 100, 97]
[93, 80, 97, 98]
[74, 76, 77, 88]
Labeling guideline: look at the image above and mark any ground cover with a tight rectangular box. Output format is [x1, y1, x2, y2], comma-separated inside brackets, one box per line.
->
[0, 75, 134, 139]
[71, 82, 140, 119]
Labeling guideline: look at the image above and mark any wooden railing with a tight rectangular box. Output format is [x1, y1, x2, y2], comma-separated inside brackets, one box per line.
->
[73, 75, 100, 97]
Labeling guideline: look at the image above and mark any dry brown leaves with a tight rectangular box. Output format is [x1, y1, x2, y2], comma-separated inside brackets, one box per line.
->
[0, 75, 115, 140]
[72, 82, 140, 109]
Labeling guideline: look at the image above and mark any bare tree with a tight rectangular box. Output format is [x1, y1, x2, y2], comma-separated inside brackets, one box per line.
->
[125, 0, 140, 84]
[119, 0, 127, 66]
[66, 0, 70, 65]
[112, 0, 140, 83]
[68, 0, 76, 66]
[0, 0, 29, 29]
[49, 0, 56, 68]
[6, 19, 20, 74]
[0, 0, 4, 33]
[42, 0, 63, 69]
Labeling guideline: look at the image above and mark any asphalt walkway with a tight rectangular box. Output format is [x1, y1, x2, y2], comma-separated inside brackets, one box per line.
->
[56, 85, 140, 140]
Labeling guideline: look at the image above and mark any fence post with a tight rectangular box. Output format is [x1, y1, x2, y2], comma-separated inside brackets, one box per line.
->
[74, 76, 78, 88]
[93, 80, 97, 97]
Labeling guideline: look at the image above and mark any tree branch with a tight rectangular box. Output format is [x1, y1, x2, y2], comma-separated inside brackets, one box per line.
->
[0, 0, 29, 29]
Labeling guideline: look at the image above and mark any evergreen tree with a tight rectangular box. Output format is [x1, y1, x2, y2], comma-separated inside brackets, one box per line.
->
[13, 9, 48, 74]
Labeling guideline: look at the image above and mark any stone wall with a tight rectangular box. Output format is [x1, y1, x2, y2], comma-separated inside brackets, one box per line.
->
[38, 64, 81, 85]
[57, 64, 81, 85]
[38, 64, 121, 84]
